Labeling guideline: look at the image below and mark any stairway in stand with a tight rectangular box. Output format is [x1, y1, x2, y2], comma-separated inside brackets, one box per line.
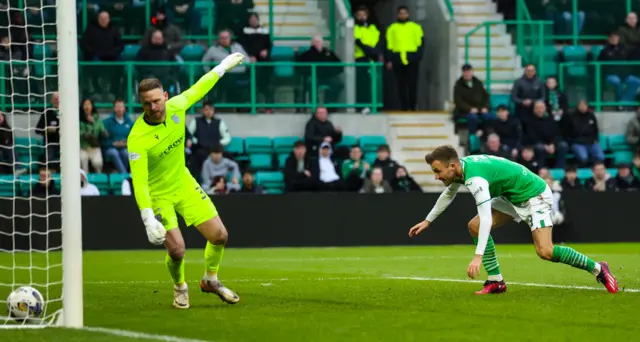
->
[253, 0, 330, 47]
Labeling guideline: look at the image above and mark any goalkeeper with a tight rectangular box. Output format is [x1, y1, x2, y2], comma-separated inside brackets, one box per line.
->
[127, 53, 245, 309]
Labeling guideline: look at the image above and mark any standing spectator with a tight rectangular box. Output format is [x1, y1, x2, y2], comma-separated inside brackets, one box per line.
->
[360, 167, 392, 194]
[354, 6, 381, 110]
[80, 169, 100, 196]
[238, 171, 264, 194]
[617, 12, 640, 59]
[103, 99, 133, 174]
[35, 92, 60, 170]
[511, 64, 546, 123]
[0, 111, 13, 174]
[296, 36, 344, 108]
[526, 101, 569, 168]
[518, 146, 540, 174]
[483, 133, 509, 159]
[611, 164, 640, 191]
[310, 142, 342, 191]
[304, 106, 343, 155]
[385, 6, 424, 111]
[31, 167, 58, 198]
[202, 29, 250, 104]
[568, 100, 604, 166]
[453, 64, 491, 134]
[341, 145, 370, 191]
[215, 0, 255, 34]
[136, 30, 178, 93]
[391, 166, 421, 192]
[79, 98, 107, 173]
[165, 0, 201, 35]
[626, 106, 640, 152]
[598, 31, 640, 106]
[283, 140, 315, 192]
[239, 12, 274, 110]
[200, 144, 241, 194]
[187, 101, 231, 181]
[483, 105, 522, 160]
[584, 162, 616, 191]
[141, 8, 184, 57]
[372, 145, 399, 184]
[560, 166, 583, 191]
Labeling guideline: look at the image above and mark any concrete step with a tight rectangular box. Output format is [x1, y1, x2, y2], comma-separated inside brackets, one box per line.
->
[455, 15, 503, 24]
[465, 47, 516, 58]
[487, 83, 514, 92]
[254, 1, 319, 11]
[261, 15, 325, 24]
[473, 69, 520, 81]
[266, 24, 329, 37]
[454, 4, 496, 13]
[452, 0, 490, 3]
[458, 35, 512, 46]
[457, 23, 507, 35]
[461, 57, 517, 68]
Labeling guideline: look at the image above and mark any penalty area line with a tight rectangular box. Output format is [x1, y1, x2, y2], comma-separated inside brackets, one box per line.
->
[80, 326, 212, 342]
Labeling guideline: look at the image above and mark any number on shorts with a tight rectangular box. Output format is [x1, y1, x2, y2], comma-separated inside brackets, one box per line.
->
[196, 186, 207, 200]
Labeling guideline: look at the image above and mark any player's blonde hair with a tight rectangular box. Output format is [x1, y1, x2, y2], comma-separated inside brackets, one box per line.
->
[138, 78, 163, 95]
[424, 145, 459, 165]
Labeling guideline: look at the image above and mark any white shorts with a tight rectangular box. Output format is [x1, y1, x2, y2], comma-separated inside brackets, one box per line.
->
[491, 185, 554, 231]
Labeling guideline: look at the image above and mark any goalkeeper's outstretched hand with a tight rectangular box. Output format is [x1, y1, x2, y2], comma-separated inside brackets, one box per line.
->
[220, 53, 246, 72]
[141, 208, 166, 245]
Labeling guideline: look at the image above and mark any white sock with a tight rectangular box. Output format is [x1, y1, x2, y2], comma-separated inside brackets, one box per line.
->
[175, 282, 188, 290]
[204, 272, 218, 282]
[592, 263, 602, 276]
[488, 274, 504, 282]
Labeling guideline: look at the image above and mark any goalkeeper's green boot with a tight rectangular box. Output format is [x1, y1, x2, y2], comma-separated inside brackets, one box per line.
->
[173, 283, 190, 309]
[200, 279, 239, 304]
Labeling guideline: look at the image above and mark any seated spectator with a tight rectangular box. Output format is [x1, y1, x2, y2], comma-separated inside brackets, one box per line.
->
[391, 166, 422, 192]
[31, 167, 58, 198]
[360, 167, 392, 194]
[201, 145, 241, 194]
[453, 64, 491, 134]
[518, 145, 540, 174]
[165, 0, 201, 35]
[239, 12, 274, 110]
[511, 64, 545, 123]
[80, 169, 100, 196]
[121, 176, 133, 196]
[35, 92, 60, 171]
[584, 162, 616, 192]
[141, 8, 183, 57]
[311, 142, 342, 191]
[216, 0, 255, 34]
[187, 101, 231, 181]
[483, 133, 509, 159]
[482, 105, 521, 160]
[296, 36, 344, 109]
[543, 175, 566, 226]
[79, 98, 107, 173]
[103, 99, 133, 174]
[560, 166, 584, 191]
[304, 106, 343, 155]
[341, 145, 370, 191]
[538, 167, 550, 180]
[610, 164, 640, 191]
[625, 106, 640, 152]
[545, 77, 570, 135]
[210, 175, 236, 195]
[526, 101, 568, 168]
[617, 12, 640, 59]
[598, 31, 640, 106]
[284, 140, 315, 192]
[202, 29, 250, 104]
[136, 30, 178, 93]
[0, 111, 13, 174]
[568, 100, 604, 166]
[372, 145, 399, 183]
[238, 171, 264, 194]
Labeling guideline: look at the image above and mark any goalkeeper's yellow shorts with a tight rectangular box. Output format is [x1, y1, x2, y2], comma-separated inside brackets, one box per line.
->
[151, 174, 218, 230]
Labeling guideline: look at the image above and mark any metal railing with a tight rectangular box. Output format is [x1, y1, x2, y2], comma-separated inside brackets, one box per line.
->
[444, 0, 455, 20]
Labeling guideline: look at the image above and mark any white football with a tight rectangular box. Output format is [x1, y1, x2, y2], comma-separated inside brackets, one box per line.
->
[6, 286, 44, 322]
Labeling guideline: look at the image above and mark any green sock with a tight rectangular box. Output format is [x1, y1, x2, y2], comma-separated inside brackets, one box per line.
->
[165, 254, 185, 285]
[473, 235, 502, 278]
[204, 242, 225, 276]
[551, 245, 597, 274]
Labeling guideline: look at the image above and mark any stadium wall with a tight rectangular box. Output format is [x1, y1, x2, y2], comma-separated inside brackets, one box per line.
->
[1, 192, 638, 251]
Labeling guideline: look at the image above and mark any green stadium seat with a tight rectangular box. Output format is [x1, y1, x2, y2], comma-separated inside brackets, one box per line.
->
[278, 153, 288, 169]
[469, 135, 481, 153]
[549, 168, 565, 180]
[33, 44, 52, 59]
[122, 44, 141, 61]
[249, 154, 273, 170]
[244, 137, 273, 154]
[336, 135, 358, 148]
[607, 134, 629, 151]
[613, 150, 634, 164]
[195, 0, 213, 9]
[599, 133, 609, 152]
[265, 188, 284, 194]
[109, 173, 128, 195]
[490, 93, 511, 109]
[606, 168, 618, 177]
[225, 137, 244, 155]
[590, 45, 604, 60]
[364, 152, 377, 165]
[180, 44, 206, 61]
[87, 173, 109, 195]
[359, 135, 387, 153]
[273, 136, 300, 154]
[200, 15, 215, 32]
[532, 45, 558, 77]
[563, 46, 588, 77]
[576, 168, 592, 180]
[271, 46, 295, 61]
[255, 171, 284, 190]
[274, 65, 294, 78]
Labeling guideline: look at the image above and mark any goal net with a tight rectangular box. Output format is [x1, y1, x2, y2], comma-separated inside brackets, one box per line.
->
[0, 0, 82, 328]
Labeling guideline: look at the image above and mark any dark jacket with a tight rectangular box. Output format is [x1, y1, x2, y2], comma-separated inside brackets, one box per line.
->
[296, 46, 342, 79]
[453, 76, 490, 114]
[617, 23, 640, 55]
[483, 116, 522, 148]
[391, 176, 422, 192]
[35, 109, 60, 144]
[0, 118, 12, 148]
[283, 152, 313, 187]
[598, 43, 628, 77]
[483, 145, 510, 159]
[525, 114, 562, 145]
[584, 176, 617, 192]
[31, 180, 59, 198]
[372, 158, 399, 184]
[545, 87, 568, 114]
[238, 183, 265, 194]
[611, 174, 640, 191]
[518, 157, 540, 175]
[560, 178, 584, 191]
[511, 76, 545, 107]
[569, 110, 600, 145]
[304, 116, 342, 152]
[135, 43, 175, 77]
[239, 25, 272, 61]
[80, 22, 124, 61]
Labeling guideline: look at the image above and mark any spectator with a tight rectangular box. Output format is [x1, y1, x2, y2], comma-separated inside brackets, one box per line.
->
[360, 167, 392, 194]
[215, 0, 255, 34]
[545, 76, 569, 124]
[239, 12, 273, 110]
[165, 0, 201, 35]
[80, 169, 100, 196]
[518, 146, 540, 174]
[210, 175, 236, 195]
[391, 166, 422, 192]
[483, 105, 521, 160]
[187, 101, 231, 181]
[283, 140, 315, 192]
[598, 31, 640, 106]
[483, 133, 509, 159]
[341, 145, 370, 191]
[372, 145, 399, 184]
[511, 64, 545, 123]
[385, 6, 424, 111]
[568, 100, 604, 166]
[610, 164, 640, 191]
[625, 106, 640, 152]
[136, 30, 178, 93]
[202, 29, 250, 104]
[526, 101, 569, 168]
[584, 162, 616, 192]
[0, 111, 13, 174]
[35, 92, 60, 170]
[453, 64, 491, 134]
[354, 6, 381, 110]
[560, 166, 584, 191]
[79, 98, 107, 173]
[304, 106, 343, 155]
[121, 176, 133, 196]
[296, 36, 344, 108]
[103, 99, 133, 174]
[311, 142, 342, 191]
[201, 144, 241, 194]
[538, 167, 550, 180]
[617, 12, 640, 58]
[238, 171, 264, 194]
[31, 167, 58, 198]
[141, 8, 184, 57]
[543, 175, 566, 226]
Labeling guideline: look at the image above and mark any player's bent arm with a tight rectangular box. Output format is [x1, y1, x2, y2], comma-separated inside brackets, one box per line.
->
[425, 182, 461, 223]
[466, 177, 493, 256]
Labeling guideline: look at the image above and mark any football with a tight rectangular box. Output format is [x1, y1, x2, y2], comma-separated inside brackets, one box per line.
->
[6, 286, 44, 322]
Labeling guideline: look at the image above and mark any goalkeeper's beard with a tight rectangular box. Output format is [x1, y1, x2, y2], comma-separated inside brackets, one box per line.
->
[146, 110, 166, 123]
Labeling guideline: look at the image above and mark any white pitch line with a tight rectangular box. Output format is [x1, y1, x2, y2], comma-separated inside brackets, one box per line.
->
[81, 326, 212, 342]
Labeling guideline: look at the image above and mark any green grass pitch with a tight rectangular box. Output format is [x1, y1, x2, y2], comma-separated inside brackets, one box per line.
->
[2, 243, 640, 341]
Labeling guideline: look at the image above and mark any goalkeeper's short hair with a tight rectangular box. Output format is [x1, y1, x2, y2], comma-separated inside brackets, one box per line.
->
[138, 78, 163, 94]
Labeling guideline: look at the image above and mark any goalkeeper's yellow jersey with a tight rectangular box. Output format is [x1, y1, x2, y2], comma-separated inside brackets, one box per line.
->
[127, 71, 221, 210]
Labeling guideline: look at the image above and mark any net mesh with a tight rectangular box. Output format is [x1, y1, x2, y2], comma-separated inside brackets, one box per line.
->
[0, 1, 63, 326]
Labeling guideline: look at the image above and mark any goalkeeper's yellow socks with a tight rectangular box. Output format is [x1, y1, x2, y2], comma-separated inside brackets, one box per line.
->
[472, 235, 503, 281]
[165, 254, 185, 286]
[204, 242, 225, 281]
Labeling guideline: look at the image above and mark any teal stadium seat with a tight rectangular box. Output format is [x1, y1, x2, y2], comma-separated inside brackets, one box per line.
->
[337, 135, 358, 148]
[180, 44, 206, 61]
[271, 46, 295, 78]
[109, 173, 128, 195]
[576, 168, 592, 180]
[606, 168, 618, 177]
[249, 154, 273, 170]
[533, 45, 559, 77]
[255, 171, 284, 191]
[490, 93, 511, 110]
[244, 137, 273, 154]
[0, 175, 18, 197]
[613, 151, 634, 164]
[607, 134, 629, 151]
[87, 173, 109, 195]
[563, 46, 588, 77]
[590, 45, 604, 60]
[273, 136, 300, 154]
[278, 153, 288, 168]
[364, 152, 377, 165]
[122, 44, 141, 61]
[549, 168, 565, 180]
[225, 137, 244, 155]
[359, 135, 387, 153]
[469, 135, 481, 153]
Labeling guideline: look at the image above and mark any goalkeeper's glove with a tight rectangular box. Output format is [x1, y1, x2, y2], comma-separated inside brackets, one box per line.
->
[141, 208, 166, 245]
[216, 52, 246, 73]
